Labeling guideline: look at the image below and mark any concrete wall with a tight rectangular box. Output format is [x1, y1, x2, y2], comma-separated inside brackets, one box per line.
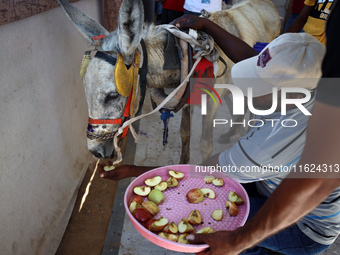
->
[0, 0, 101, 254]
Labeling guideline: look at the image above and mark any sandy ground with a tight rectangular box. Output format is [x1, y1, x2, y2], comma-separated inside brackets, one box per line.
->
[55, 158, 118, 255]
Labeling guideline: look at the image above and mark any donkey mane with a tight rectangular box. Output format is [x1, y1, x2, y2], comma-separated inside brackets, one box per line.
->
[102, 23, 167, 56]
[143, 24, 168, 44]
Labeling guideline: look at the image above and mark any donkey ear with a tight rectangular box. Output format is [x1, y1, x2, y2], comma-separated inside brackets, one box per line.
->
[117, 0, 144, 64]
[58, 0, 109, 46]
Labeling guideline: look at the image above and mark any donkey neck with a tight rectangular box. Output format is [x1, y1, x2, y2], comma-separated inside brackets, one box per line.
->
[143, 29, 181, 89]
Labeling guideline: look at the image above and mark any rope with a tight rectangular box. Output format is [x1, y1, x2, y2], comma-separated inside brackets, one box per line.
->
[111, 25, 220, 165]
[160, 25, 220, 77]
[159, 108, 174, 146]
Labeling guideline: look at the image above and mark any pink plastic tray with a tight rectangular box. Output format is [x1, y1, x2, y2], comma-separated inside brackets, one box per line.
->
[124, 164, 249, 253]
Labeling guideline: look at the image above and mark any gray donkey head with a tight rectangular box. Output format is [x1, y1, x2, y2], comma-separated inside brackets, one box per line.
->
[58, 0, 146, 158]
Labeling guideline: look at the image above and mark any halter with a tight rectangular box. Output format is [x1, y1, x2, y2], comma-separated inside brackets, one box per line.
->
[87, 88, 133, 140]
[82, 36, 148, 141]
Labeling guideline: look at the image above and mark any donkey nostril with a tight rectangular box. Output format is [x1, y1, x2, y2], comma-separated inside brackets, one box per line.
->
[89, 149, 103, 159]
[108, 150, 115, 159]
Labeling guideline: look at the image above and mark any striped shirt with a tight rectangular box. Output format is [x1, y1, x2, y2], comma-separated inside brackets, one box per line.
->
[219, 96, 340, 245]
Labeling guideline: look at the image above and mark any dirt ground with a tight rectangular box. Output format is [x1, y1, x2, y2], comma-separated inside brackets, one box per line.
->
[55, 158, 119, 255]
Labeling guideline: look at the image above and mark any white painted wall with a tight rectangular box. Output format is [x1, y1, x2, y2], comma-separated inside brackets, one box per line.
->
[0, 1, 101, 254]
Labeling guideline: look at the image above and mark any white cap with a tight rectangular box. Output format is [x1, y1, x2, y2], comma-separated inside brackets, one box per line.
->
[231, 33, 326, 97]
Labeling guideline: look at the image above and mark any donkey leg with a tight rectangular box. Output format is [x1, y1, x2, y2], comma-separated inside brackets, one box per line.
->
[179, 106, 192, 164]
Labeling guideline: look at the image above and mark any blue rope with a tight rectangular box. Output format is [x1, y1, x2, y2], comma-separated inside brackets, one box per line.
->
[159, 108, 174, 146]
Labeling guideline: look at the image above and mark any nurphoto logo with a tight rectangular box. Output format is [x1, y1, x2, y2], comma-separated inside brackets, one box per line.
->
[199, 83, 313, 128]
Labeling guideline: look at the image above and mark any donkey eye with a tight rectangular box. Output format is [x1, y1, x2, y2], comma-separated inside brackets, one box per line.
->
[104, 92, 119, 104]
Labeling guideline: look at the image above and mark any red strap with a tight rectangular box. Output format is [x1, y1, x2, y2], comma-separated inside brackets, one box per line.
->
[121, 126, 129, 138]
[124, 90, 133, 117]
[88, 90, 133, 125]
[88, 117, 122, 125]
[119, 91, 133, 138]
[186, 57, 217, 105]
[92, 34, 108, 41]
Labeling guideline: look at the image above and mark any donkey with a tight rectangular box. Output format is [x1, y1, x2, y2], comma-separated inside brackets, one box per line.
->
[58, 0, 280, 163]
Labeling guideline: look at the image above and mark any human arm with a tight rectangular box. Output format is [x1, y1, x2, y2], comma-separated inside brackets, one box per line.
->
[229, 101, 340, 250]
[189, 178, 340, 255]
[283, 0, 294, 30]
[187, 6, 340, 252]
[171, 15, 258, 63]
[187, 101, 340, 254]
[201, 153, 220, 166]
[285, 4, 313, 33]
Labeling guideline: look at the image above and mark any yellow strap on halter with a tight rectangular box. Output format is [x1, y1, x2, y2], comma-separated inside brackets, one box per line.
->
[80, 53, 92, 80]
[130, 51, 140, 116]
[114, 51, 140, 98]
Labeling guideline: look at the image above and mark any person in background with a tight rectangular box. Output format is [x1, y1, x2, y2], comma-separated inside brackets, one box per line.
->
[183, 0, 222, 16]
[161, 0, 185, 24]
[285, 0, 335, 45]
[155, 0, 163, 25]
[284, 0, 305, 31]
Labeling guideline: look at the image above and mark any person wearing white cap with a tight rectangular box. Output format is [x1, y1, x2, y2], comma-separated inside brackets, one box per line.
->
[285, 0, 335, 45]
[231, 33, 324, 98]
[169, 14, 340, 254]
[183, 0, 223, 16]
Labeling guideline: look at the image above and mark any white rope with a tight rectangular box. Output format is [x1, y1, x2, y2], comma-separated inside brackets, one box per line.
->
[111, 57, 202, 165]
[111, 25, 219, 165]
